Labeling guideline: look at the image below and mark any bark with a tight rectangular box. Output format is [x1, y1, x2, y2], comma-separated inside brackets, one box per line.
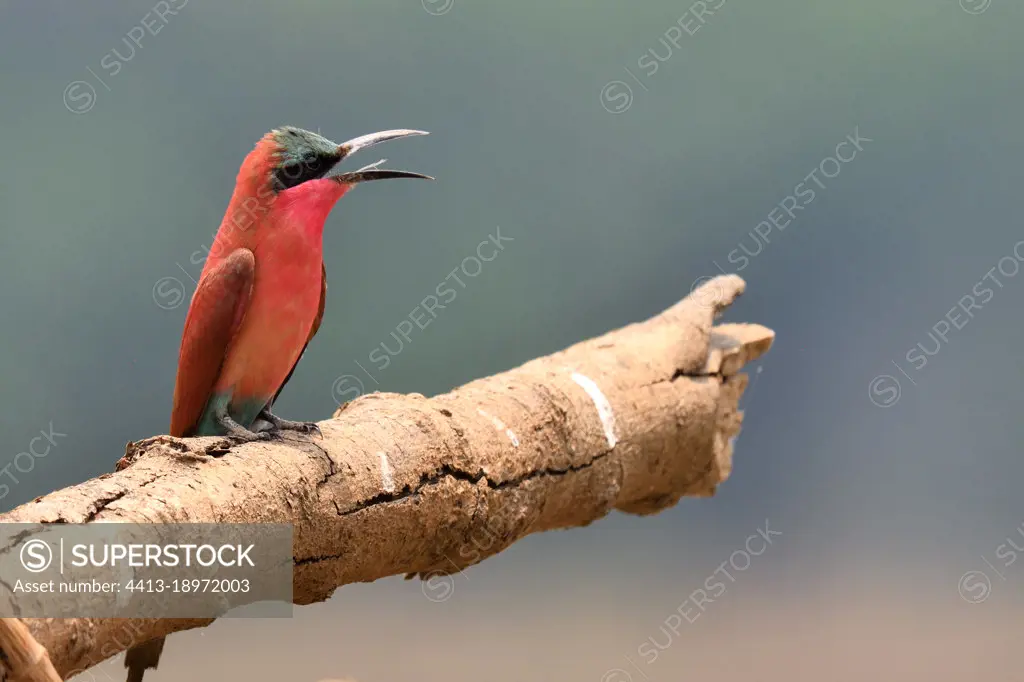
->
[0, 275, 772, 679]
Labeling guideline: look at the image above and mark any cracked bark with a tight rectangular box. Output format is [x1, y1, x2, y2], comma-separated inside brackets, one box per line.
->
[0, 275, 772, 679]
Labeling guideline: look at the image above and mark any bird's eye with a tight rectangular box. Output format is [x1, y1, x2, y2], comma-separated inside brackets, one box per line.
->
[273, 155, 333, 190]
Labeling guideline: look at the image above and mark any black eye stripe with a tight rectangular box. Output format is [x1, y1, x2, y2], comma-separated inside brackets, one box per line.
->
[273, 154, 337, 190]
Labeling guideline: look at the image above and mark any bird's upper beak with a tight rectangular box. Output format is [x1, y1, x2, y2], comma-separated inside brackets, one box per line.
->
[324, 129, 434, 184]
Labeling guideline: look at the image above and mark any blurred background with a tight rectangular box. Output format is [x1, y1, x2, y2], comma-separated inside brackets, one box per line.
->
[1, 0, 1022, 680]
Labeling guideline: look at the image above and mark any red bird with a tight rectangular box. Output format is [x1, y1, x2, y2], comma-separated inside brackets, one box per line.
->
[125, 126, 430, 682]
[174, 125, 430, 441]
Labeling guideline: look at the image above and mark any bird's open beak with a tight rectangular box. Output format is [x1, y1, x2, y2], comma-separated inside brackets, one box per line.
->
[325, 129, 434, 183]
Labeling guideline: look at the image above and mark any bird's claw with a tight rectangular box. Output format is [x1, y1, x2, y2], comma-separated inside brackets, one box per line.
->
[258, 409, 323, 439]
[227, 430, 273, 444]
[268, 420, 322, 439]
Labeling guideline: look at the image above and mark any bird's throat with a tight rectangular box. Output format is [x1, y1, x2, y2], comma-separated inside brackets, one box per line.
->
[277, 178, 351, 240]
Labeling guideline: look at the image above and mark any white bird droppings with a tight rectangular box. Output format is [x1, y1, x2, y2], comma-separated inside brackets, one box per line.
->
[378, 452, 396, 493]
[477, 407, 520, 447]
[571, 372, 618, 448]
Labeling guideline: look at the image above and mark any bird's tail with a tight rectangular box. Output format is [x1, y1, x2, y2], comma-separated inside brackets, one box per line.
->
[124, 636, 166, 682]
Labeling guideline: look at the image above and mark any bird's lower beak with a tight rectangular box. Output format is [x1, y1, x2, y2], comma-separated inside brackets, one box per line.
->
[325, 129, 434, 184]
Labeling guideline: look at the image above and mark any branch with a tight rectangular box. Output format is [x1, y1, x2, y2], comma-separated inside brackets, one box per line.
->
[0, 619, 60, 682]
[0, 275, 772, 679]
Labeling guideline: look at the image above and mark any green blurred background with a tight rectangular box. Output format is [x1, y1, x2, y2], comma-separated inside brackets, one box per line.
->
[1, 1, 1022, 680]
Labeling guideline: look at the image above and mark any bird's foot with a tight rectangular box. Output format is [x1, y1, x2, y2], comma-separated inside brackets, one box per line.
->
[203, 411, 276, 456]
[227, 428, 274, 444]
[258, 409, 323, 438]
[205, 427, 272, 457]
[216, 412, 274, 444]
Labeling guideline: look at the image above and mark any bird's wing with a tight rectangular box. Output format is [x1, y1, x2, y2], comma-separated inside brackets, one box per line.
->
[169, 248, 255, 436]
[272, 261, 326, 405]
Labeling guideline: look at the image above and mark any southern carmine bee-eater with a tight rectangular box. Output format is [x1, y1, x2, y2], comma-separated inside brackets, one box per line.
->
[124, 126, 431, 682]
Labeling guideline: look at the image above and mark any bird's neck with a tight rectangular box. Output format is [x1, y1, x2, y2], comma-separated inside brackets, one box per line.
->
[213, 178, 349, 253]
[274, 178, 351, 241]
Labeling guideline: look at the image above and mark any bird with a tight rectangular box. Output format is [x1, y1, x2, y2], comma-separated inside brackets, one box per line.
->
[124, 126, 431, 682]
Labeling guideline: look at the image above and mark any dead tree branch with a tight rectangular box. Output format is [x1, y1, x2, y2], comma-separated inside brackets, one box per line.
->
[0, 275, 772, 679]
